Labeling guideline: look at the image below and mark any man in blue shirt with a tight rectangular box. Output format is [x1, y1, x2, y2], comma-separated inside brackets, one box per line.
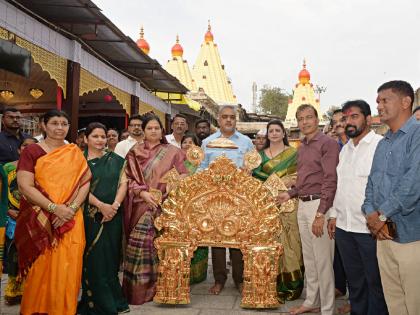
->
[199, 105, 253, 295]
[362, 80, 420, 315]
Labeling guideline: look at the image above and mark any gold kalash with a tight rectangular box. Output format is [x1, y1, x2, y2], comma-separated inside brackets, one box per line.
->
[153, 146, 284, 308]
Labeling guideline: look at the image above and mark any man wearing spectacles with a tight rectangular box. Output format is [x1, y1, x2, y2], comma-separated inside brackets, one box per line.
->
[0, 107, 30, 164]
[115, 115, 144, 158]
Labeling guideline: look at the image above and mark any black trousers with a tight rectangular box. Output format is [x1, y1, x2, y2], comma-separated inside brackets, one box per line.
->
[335, 227, 388, 315]
[334, 242, 347, 295]
[212, 247, 243, 286]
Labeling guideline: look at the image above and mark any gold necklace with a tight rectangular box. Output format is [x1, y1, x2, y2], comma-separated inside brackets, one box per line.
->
[269, 145, 285, 158]
[43, 140, 61, 152]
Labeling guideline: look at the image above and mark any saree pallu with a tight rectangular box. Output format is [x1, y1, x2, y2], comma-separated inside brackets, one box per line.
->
[3, 162, 24, 304]
[123, 142, 187, 305]
[253, 148, 304, 303]
[0, 165, 7, 281]
[15, 144, 90, 315]
[184, 160, 209, 284]
[78, 151, 129, 315]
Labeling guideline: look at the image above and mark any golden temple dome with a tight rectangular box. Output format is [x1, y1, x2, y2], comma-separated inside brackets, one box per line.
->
[204, 20, 214, 43]
[136, 26, 150, 55]
[171, 35, 184, 57]
[298, 59, 310, 85]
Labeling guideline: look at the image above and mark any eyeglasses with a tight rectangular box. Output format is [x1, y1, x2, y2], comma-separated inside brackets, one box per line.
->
[48, 122, 69, 127]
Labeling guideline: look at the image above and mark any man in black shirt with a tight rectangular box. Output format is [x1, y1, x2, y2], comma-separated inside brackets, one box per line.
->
[0, 107, 30, 164]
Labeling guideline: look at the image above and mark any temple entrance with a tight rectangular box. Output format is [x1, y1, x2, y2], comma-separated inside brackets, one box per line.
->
[78, 88, 126, 131]
[154, 156, 283, 308]
[0, 59, 62, 135]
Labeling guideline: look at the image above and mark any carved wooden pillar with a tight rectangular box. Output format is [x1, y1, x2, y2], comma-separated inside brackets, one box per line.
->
[63, 60, 80, 143]
[130, 95, 139, 116]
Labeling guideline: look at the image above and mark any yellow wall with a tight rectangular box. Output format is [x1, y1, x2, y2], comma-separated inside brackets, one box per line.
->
[139, 101, 166, 126]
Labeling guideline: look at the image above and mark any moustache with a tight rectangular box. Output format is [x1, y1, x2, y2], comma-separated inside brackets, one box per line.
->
[345, 124, 357, 131]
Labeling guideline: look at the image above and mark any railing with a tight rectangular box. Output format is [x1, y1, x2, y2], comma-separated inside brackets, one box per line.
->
[0, 114, 39, 136]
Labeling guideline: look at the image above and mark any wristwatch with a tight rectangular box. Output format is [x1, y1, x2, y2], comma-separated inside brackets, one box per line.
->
[315, 212, 325, 219]
[378, 213, 387, 222]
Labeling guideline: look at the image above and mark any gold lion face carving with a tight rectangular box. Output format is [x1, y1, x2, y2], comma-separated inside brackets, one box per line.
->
[186, 145, 204, 166]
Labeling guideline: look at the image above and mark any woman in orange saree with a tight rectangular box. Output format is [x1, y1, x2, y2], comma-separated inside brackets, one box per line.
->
[15, 110, 91, 315]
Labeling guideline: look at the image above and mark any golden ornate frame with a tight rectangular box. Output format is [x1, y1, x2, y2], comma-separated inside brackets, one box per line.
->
[154, 156, 283, 308]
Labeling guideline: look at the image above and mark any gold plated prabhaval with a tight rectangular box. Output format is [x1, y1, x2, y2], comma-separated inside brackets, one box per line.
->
[153, 155, 283, 308]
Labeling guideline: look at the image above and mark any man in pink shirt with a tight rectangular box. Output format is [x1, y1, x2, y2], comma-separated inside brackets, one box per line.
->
[278, 104, 339, 315]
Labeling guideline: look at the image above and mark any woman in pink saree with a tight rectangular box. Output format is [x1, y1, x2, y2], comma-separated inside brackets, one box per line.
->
[122, 114, 188, 305]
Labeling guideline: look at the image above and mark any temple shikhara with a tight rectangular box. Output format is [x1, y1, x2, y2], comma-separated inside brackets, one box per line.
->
[285, 60, 320, 127]
[152, 21, 237, 107]
[165, 35, 196, 92]
[191, 22, 237, 105]
[136, 26, 150, 55]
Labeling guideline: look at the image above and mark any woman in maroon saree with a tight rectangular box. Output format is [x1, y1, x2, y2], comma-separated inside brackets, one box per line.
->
[122, 114, 188, 305]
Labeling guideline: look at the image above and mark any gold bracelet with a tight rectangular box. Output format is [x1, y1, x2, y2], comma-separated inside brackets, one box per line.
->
[68, 201, 79, 211]
[47, 202, 57, 213]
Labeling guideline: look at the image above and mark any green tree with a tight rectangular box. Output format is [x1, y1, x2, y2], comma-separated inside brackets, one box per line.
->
[257, 85, 290, 119]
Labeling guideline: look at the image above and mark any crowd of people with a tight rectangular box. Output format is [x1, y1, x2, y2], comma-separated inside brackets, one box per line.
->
[0, 79, 419, 315]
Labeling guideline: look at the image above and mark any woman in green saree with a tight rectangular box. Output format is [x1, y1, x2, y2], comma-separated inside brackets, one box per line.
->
[77, 123, 129, 315]
[181, 133, 209, 284]
[252, 119, 304, 303]
[3, 137, 38, 305]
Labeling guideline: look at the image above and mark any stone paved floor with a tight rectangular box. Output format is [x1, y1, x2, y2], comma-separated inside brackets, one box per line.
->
[1, 256, 349, 314]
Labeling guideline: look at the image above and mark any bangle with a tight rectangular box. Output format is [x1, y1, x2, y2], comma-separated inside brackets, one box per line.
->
[113, 201, 121, 208]
[47, 202, 57, 213]
[68, 201, 79, 211]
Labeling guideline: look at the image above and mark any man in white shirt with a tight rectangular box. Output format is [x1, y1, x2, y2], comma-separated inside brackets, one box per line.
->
[114, 115, 144, 158]
[328, 100, 388, 315]
[165, 114, 188, 148]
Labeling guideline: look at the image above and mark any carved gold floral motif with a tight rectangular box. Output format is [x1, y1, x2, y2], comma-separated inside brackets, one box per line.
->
[263, 173, 287, 197]
[154, 156, 283, 308]
[243, 148, 262, 171]
[186, 145, 204, 166]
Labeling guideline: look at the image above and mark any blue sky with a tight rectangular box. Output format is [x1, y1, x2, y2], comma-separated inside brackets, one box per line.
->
[96, 0, 420, 114]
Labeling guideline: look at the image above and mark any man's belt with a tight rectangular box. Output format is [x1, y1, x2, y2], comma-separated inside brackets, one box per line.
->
[298, 194, 321, 202]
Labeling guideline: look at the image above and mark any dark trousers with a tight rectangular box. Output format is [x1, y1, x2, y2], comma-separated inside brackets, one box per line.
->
[335, 228, 388, 315]
[212, 247, 243, 285]
[334, 243, 347, 295]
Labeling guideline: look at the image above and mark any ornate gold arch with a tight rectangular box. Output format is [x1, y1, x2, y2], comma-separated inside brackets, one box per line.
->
[154, 156, 283, 308]
[0, 26, 67, 97]
[80, 68, 131, 115]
